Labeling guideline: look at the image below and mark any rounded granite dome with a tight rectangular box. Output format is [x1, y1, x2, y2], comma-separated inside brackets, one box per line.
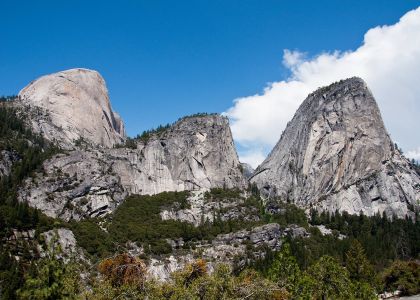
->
[18, 68, 126, 148]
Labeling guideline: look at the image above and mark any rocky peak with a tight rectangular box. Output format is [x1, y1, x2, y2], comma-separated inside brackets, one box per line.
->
[17, 68, 125, 148]
[251, 77, 420, 218]
[19, 113, 248, 220]
[165, 114, 227, 134]
[116, 113, 248, 195]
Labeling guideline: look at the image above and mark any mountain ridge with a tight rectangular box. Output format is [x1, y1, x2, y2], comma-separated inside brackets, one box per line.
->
[10, 70, 420, 219]
[16, 90, 247, 220]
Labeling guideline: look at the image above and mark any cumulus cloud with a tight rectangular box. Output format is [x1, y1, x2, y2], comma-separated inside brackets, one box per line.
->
[406, 147, 420, 161]
[237, 148, 267, 171]
[226, 7, 420, 168]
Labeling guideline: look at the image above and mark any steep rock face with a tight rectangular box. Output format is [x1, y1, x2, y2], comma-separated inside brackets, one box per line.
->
[17, 68, 125, 148]
[251, 77, 420, 218]
[114, 115, 247, 194]
[19, 150, 127, 220]
[19, 115, 247, 220]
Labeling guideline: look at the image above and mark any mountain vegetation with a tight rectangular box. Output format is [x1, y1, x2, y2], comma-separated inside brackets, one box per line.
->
[0, 98, 58, 232]
[0, 98, 61, 299]
[13, 241, 420, 299]
[1, 94, 419, 299]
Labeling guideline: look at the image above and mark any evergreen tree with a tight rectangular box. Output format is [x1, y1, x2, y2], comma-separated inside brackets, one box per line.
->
[17, 255, 81, 300]
[381, 260, 420, 296]
[301, 255, 353, 300]
[345, 240, 375, 283]
[267, 243, 301, 291]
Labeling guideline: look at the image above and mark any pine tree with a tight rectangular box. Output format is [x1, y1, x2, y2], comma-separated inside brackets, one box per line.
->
[345, 240, 374, 283]
[267, 243, 301, 291]
[303, 255, 353, 299]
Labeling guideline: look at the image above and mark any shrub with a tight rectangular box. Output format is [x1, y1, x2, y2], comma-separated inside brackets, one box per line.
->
[98, 253, 147, 288]
[382, 260, 420, 296]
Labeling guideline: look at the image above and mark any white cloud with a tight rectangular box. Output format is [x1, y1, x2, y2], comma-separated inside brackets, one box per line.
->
[226, 7, 420, 168]
[406, 147, 420, 161]
[237, 149, 266, 171]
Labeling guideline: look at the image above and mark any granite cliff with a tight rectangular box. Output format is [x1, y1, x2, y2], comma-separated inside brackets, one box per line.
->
[18, 114, 247, 220]
[251, 77, 420, 218]
[14, 71, 419, 220]
[13, 69, 245, 219]
[17, 68, 125, 149]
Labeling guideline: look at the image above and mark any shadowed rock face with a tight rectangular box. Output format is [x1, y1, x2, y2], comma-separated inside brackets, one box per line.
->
[19, 114, 247, 220]
[0, 150, 20, 179]
[251, 77, 420, 218]
[17, 68, 125, 148]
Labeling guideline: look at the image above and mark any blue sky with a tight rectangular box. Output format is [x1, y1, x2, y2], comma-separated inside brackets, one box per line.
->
[1, 1, 420, 165]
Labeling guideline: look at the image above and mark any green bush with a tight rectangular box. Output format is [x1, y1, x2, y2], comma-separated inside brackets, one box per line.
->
[382, 260, 420, 296]
[70, 220, 114, 259]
